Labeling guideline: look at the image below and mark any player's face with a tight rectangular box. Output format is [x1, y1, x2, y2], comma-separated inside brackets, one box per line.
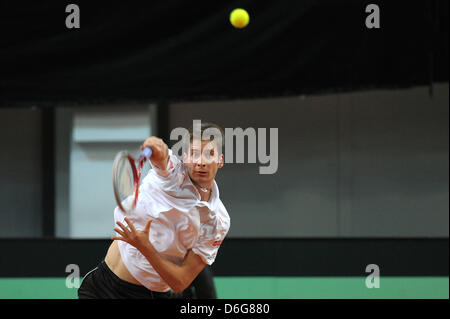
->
[184, 139, 224, 187]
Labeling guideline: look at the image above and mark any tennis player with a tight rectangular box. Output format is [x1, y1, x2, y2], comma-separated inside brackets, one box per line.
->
[78, 122, 230, 299]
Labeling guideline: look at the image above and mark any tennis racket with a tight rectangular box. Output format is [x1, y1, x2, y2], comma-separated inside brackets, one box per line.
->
[112, 147, 153, 213]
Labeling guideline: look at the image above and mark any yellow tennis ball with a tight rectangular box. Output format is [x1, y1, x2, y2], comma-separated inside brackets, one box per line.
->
[230, 8, 249, 29]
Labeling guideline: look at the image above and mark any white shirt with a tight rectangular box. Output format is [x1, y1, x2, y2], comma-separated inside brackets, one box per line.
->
[114, 150, 230, 292]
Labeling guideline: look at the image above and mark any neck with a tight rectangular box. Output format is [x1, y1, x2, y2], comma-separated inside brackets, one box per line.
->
[193, 183, 213, 201]
[189, 173, 213, 191]
[186, 169, 214, 200]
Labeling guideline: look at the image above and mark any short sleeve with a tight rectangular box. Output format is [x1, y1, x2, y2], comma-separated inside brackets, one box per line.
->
[150, 149, 180, 177]
[149, 149, 179, 177]
[145, 149, 184, 191]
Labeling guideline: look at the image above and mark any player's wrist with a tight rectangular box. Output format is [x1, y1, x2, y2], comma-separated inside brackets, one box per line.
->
[137, 237, 155, 256]
[151, 153, 171, 177]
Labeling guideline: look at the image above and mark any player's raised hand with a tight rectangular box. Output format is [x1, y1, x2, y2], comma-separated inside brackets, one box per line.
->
[112, 217, 153, 253]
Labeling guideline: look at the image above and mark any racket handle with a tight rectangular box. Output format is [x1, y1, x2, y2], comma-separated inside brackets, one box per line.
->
[140, 147, 153, 160]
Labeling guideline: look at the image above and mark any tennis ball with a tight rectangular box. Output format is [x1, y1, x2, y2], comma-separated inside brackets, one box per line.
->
[230, 8, 249, 29]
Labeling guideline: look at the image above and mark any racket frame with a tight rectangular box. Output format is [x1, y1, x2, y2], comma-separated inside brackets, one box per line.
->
[112, 151, 147, 213]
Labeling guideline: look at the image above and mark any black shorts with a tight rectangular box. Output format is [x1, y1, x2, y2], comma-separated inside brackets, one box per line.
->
[78, 260, 172, 299]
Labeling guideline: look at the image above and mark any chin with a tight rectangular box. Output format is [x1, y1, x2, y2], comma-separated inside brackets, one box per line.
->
[194, 176, 212, 186]
[195, 177, 210, 185]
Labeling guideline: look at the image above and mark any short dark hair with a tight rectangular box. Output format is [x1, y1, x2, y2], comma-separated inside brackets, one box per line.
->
[187, 121, 224, 139]
[184, 121, 224, 154]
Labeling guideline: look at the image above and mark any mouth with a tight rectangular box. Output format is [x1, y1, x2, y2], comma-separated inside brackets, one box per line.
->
[194, 171, 208, 177]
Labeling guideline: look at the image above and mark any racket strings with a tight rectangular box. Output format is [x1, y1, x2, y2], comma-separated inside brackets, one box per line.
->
[113, 151, 153, 213]
[115, 156, 134, 199]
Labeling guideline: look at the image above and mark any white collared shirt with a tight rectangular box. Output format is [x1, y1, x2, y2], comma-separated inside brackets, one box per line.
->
[114, 150, 230, 292]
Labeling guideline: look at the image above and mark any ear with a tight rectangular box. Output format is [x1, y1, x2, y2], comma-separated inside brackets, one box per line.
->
[218, 154, 224, 168]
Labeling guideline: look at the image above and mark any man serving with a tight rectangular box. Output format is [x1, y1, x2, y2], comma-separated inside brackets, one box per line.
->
[78, 122, 230, 299]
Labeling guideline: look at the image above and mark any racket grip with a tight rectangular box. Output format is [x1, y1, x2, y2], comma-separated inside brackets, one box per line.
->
[140, 147, 153, 160]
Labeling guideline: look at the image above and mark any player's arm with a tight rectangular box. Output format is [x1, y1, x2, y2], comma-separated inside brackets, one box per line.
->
[112, 217, 206, 293]
[141, 137, 169, 175]
[142, 248, 205, 293]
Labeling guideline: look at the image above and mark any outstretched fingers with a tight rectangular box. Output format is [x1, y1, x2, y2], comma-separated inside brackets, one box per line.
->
[116, 221, 131, 236]
[124, 217, 137, 233]
[144, 218, 153, 233]
[111, 218, 153, 247]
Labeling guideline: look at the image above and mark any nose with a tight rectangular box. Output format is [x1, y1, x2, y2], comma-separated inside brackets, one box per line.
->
[195, 155, 208, 167]
[196, 159, 206, 167]
[193, 155, 203, 166]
